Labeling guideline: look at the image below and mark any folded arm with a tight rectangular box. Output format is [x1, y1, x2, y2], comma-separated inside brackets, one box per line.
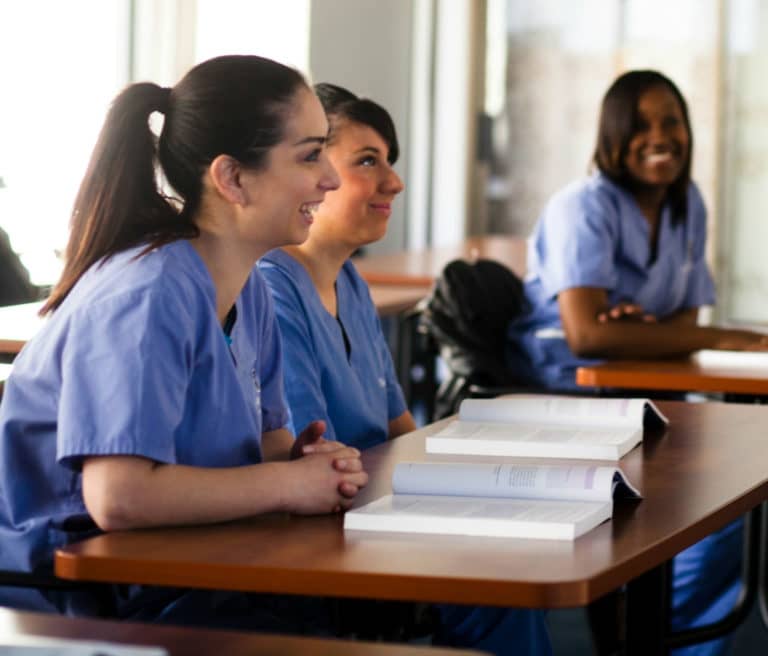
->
[558, 287, 768, 358]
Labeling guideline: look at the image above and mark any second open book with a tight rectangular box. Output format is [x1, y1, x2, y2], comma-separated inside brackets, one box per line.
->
[425, 395, 668, 460]
[344, 462, 641, 540]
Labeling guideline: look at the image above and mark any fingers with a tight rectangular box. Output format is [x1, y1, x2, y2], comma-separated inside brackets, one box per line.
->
[298, 420, 326, 443]
[302, 439, 346, 455]
[338, 471, 368, 498]
[597, 303, 656, 324]
[333, 456, 364, 472]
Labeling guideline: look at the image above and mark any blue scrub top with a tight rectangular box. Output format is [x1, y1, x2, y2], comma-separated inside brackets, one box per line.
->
[0, 240, 289, 611]
[507, 173, 716, 391]
[259, 249, 407, 450]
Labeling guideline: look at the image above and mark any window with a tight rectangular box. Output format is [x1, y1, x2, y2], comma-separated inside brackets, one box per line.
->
[0, 0, 130, 285]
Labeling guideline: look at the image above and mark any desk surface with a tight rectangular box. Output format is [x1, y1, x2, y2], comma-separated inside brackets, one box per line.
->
[353, 235, 527, 287]
[576, 350, 768, 395]
[0, 608, 483, 656]
[56, 401, 768, 609]
[0, 288, 429, 351]
[0, 302, 45, 355]
[368, 284, 432, 317]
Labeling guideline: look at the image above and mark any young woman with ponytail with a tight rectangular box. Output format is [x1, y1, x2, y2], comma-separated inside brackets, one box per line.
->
[0, 56, 368, 627]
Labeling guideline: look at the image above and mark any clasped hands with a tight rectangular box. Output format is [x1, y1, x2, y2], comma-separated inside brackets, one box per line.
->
[597, 301, 656, 324]
[291, 420, 368, 511]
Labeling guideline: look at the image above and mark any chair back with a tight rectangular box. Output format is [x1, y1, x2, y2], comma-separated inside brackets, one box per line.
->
[418, 258, 531, 417]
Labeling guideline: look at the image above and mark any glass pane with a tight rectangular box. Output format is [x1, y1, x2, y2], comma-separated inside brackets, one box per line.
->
[720, 0, 768, 323]
[0, 0, 129, 286]
[195, 0, 310, 72]
[487, 0, 718, 241]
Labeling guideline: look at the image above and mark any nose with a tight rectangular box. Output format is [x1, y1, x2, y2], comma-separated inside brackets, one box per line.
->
[319, 156, 340, 192]
[647, 121, 669, 145]
[381, 165, 404, 195]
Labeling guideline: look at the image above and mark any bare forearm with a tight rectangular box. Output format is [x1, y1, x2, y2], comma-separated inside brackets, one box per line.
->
[388, 411, 417, 439]
[558, 289, 765, 358]
[83, 458, 293, 531]
[568, 323, 760, 359]
[83, 446, 367, 531]
[260, 427, 294, 461]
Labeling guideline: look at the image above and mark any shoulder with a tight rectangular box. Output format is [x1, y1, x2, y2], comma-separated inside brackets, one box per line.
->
[686, 181, 707, 219]
[340, 260, 370, 295]
[259, 249, 308, 298]
[65, 241, 212, 328]
[540, 174, 623, 233]
[339, 260, 377, 313]
[258, 250, 314, 326]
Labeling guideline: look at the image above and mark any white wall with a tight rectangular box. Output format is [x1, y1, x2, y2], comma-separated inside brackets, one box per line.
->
[309, 0, 415, 253]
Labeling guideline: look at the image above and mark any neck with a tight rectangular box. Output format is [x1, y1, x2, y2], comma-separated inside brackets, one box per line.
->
[190, 225, 268, 325]
[630, 183, 668, 228]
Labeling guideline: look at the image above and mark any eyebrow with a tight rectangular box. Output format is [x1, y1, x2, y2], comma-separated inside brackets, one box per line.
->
[292, 136, 327, 147]
[354, 146, 381, 155]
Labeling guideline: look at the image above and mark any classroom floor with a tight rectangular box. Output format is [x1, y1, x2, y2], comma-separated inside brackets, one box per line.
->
[548, 602, 768, 654]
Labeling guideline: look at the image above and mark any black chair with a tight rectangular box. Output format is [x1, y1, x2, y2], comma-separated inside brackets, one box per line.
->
[417, 257, 533, 419]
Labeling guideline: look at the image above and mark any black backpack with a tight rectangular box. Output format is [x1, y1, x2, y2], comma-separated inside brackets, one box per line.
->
[418, 258, 531, 418]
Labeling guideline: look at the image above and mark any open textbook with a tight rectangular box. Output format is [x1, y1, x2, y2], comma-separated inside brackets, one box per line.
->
[425, 395, 668, 460]
[344, 462, 641, 540]
[694, 349, 768, 370]
[0, 636, 167, 656]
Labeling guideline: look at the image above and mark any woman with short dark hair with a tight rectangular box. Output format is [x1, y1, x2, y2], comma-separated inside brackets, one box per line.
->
[260, 83, 552, 656]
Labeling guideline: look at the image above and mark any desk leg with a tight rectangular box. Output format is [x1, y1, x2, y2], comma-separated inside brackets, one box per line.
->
[625, 561, 671, 656]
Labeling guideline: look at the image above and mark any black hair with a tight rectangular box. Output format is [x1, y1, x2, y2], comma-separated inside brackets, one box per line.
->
[314, 83, 399, 164]
[593, 69, 692, 223]
[44, 55, 307, 314]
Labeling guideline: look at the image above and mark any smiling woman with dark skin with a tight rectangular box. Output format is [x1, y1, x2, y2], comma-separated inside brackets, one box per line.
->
[508, 70, 768, 395]
[508, 69, 758, 656]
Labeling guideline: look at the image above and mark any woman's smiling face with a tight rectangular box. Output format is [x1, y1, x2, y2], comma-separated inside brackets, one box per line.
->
[310, 119, 404, 250]
[623, 84, 690, 189]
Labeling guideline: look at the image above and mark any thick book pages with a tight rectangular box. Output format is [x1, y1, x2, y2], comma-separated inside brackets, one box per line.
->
[0, 637, 167, 655]
[425, 395, 668, 460]
[694, 349, 768, 370]
[344, 462, 640, 540]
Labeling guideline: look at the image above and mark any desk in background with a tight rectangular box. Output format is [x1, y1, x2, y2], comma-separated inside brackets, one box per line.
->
[357, 236, 528, 416]
[0, 608, 485, 656]
[576, 350, 768, 396]
[56, 401, 768, 655]
[353, 235, 527, 287]
[0, 301, 44, 356]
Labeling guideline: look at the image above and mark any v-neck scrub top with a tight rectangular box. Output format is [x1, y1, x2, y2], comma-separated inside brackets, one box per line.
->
[507, 173, 715, 390]
[259, 249, 406, 450]
[0, 240, 289, 612]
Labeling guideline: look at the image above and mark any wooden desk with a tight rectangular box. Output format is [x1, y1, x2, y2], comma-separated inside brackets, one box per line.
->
[576, 350, 768, 396]
[0, 292, 428, 345]
[56, 402, 768, 650]
[0, 608, 484, 656]
[353, 235, 527, 287]
[369, 284, 432, 317]
[0, 301, 45, 355]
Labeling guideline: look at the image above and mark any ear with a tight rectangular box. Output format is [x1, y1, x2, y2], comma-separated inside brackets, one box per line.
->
[208, 155, 245, 205]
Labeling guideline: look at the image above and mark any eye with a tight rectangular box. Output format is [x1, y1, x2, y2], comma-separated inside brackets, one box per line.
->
[304, 148, 322, 162]
[634, 118, 650, 134]
[663, 115, 681, 129]
[358, 155, 377, 167]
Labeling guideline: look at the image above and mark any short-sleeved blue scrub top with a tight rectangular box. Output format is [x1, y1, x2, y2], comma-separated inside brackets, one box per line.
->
[0, 240, 289, 612]
[259, 249, 407, 450]
[507, 173, 716, 391]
